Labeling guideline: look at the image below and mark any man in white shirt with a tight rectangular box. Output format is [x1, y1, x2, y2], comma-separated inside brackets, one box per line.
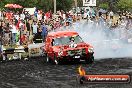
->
[32, 21, 38, 35]
[20, 12, 25, 20]
[109, 10, 114, 19]
[9, 22, 17, 44]
[14, 12, 19, 21]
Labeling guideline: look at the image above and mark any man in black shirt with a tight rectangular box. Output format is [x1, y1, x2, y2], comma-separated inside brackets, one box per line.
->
[26, 19, 31, 38]
[81, 8, 84, 19]
[3, 27, 11, 45]
[33, 28, 43, 43]
[0, 21, 4, 45]
[26, 19, 30, 31]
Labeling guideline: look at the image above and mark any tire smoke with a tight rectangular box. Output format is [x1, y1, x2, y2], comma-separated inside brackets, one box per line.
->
[72, 20, 132, 59]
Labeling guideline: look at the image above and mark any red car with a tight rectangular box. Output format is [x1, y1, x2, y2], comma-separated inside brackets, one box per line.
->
[43, 31, 94, 64]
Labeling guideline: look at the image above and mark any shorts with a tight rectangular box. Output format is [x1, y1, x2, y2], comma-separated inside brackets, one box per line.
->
[110, 16, 113, 19]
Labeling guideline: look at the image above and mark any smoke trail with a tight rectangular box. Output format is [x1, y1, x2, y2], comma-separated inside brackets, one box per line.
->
[72, 20, 132, 59]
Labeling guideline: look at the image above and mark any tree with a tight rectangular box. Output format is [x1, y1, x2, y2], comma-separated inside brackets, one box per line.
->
[99, 3, 109, 10]
[56, 0, 73, 11]
[0, 0, 15, 7]
[77, 0, 83, 7]
[0, 0, 74, 12]
[116, 0, 132, 11]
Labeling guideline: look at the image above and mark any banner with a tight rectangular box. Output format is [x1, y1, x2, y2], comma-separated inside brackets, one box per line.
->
[83, 0, 96, 6]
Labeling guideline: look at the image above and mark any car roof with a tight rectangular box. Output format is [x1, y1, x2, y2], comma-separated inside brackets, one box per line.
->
[48, 31, 78, 38]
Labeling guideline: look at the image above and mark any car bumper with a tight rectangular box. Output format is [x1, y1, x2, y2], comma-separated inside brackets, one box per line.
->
[58, 53, 94, 61]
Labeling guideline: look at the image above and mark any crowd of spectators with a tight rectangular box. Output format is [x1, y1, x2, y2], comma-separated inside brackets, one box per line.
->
[0, 9, 75, 45]
[0, 8, 132, 46]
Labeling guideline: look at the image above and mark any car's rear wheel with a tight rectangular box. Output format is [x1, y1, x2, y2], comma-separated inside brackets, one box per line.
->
[85, 56, 94, 64]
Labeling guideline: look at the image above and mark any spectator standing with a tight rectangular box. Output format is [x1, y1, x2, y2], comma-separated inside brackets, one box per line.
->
[20, 33, 28, 45]
[109, 10, 114, 19]
[0, 21, 4, 37]
[54, 19, 61, 30]
[80, 8, 84, 19]
[20, 12, 25, 20]
[3, 26, 11, 45]
[32, 21, 38, 35]
[34, 8, 38, 19]
[37, 10, 42, 21]
[19, 20, 26, 33]
[26, 19, 31, 36]
[41, 22, 47, 42]
[0, 21, 4, 45]
[49, 20, 54, 31]
[86, 9, 90, 20]
[33, 27, 43, 43]
[25, 11, 31, 20]
[14, 11, 19, 21]
[9, 21, 17, 44]
[0, 11, 2, 20]
[6, 11, 13, 21]
[42, 12, 45, 20]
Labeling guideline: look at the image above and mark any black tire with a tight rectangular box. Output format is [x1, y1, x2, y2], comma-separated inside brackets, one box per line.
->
[0, 55, 5, 62]
[3, 54, 9, 61]
[53, 54, 61, 65]
[79, 76, 85, 84]
[74, 59, 80, 64]
[85, 56, 94, 64]
[45, 53, 50, 63]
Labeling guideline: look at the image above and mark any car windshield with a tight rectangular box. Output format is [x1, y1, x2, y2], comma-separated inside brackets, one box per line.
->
[53, 35, 83, 46]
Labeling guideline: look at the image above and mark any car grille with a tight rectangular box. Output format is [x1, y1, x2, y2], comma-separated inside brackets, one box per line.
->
[68, 48, 86, 56]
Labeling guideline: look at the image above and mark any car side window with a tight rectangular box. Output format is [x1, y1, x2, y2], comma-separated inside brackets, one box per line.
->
[52, 38, 61, 46]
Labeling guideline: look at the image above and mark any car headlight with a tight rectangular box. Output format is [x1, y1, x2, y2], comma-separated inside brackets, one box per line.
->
[88, 47, 94, 53]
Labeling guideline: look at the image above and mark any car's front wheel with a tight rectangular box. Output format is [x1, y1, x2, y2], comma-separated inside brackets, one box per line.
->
[54, 59, 59, 65]
[46, 54, 50, 63]
[53, 54, 61, 65]
[85, 56, 94, 64]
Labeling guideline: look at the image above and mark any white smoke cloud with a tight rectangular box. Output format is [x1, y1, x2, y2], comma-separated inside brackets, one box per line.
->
[72, 20, 132, 59]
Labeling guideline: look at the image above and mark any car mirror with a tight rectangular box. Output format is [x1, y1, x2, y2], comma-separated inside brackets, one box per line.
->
[51, 42, 54, 46]
[51, 39, 54, 46]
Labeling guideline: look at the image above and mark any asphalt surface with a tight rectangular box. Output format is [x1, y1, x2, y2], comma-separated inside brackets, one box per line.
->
[0, 57, 132, 88]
